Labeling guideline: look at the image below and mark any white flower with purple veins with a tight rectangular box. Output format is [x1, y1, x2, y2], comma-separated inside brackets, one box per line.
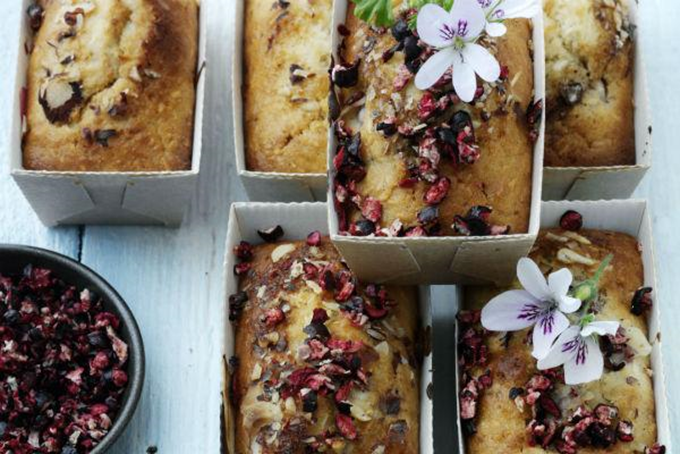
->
[415, 0, 501, 102]
[538, 319, 620, 385]
[478, 0, 541, 37]
[481, 258, 582, 360]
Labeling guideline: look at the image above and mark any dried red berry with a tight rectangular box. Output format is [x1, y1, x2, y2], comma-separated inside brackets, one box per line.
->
[645, 443, 667, 454]
[233, 241, 253, 261]
[423, 177, 451, 205]
[228, 291, 248, 321]
[631, 287, 653, 316]
[527, 98, 544, 143]
[417, 92, 438, 120]
[306, 231, 322, 246]
[263, 307, 285, 328]
[233, 262, 251, 276]
[27, 4, 44, 31]
[560, 210, 583, 231]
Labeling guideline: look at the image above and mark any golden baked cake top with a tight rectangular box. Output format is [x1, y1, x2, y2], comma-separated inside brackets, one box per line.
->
[227, 228, 421, 453]
[460, 209, 664, 453]
[331, 0, 540, 237]
[544, 0, 635, 167]
[243, 0, 331, 174]
[23, 0, 198, 172]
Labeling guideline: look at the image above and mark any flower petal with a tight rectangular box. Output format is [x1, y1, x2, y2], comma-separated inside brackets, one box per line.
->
[452, 52, 477, 102]
[517, 258, 551, 302]
[497, 0, 541, 19]
[449, 0, 487, 40]
[537, 325, 580, 370]
[417, 3, 456, 48]
[581, 321, 620, 337]
[462, 43, 501, 82]
[564, 336, 604, 385]
[481, 289, 544, 332]
[547, 268, 581, 313]
[485, 21, 507, 37]
[532, 310, 570, 360]
[415, 48, 455, 90]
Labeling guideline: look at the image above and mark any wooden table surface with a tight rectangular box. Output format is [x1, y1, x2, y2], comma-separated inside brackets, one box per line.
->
[0, 1, 677, 452]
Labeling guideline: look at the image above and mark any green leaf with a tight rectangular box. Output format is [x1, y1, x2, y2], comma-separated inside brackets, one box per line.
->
[407, 0, 454, 29]
[350, 0, 394, 27]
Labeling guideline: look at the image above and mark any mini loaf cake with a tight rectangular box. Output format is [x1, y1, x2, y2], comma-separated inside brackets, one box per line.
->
[461, 222, 662, 453]
[544, 0, 635, 167]
[243, 0, 331, 173]
[227, 230, 421, 453]
[23, 0, 198, 172]
[331, 2, 539, 237]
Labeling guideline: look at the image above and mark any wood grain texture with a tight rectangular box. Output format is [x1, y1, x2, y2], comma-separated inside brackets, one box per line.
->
[0, 0, 676, 453]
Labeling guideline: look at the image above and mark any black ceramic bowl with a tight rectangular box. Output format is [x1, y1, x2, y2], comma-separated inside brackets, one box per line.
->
[0, 245, 145, 453]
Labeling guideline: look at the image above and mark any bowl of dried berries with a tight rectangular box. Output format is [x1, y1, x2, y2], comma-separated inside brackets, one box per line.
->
[0, 245, 144, 453]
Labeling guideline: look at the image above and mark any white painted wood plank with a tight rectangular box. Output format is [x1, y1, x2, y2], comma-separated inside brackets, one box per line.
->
[634, 0, 680, 441]
[78, 0, 241, 451]
[0, 1, 79, 256]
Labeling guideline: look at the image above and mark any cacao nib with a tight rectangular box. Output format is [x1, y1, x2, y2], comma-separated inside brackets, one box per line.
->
[289, 63, 305, 84]
[560, 210, 583, 231]
[379, 392, 401, 415]
[331, 61, 360, 88]
[334, 133, 366, 183]
[403, 36, 421, 62]
[454, 206, 509, 237]
[349, 220, 375, 237]
[306, 231, 322, 246]
[509, 387, 524, 400]
[39, 81, 83, 124]
[302, 390, 318, 413]
[527, 98, 544, 143]
[631, 287, 653, 316]
[391, 19, 410, 42]
[228, 291, 248, 321]
[0, 266, 129, 453]
[27, 3, 44, 31]
[417, 205, 439, 225]
[257, 225, 284, 243]
[94, 129, 117, 147]
[560, 83, 584, 106]
[376, 120, 397, 137]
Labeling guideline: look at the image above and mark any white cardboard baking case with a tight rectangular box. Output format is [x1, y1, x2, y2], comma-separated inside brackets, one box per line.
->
[327, 2, 546, 286]
[453, 199, 671, 453]
[10, 0, 207, 226]
[221, 202, 433, 453]
[542, 0, 652, 201]
[232, 1, 328, 202]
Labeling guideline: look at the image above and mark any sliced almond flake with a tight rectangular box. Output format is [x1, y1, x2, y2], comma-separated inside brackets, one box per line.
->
[546, 232, 570, 243]
[374, 341, 390, 357]
[271, 244, 296, 263]
[305, 280, 322, 294]
[251, 363, 263, 381]
[556, 248, 597, 266]
[562, 231, 592, 245]
[256, 286, 266, 300]
[290, 260, 304, 279]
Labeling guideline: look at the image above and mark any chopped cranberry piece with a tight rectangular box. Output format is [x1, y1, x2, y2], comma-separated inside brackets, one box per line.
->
[405, 226, 427, 237]
[336, 413, 357, 440]
[263, 307, 285, 328]
[361, 197, 383, 223]
[631, 287, 653, 316]
[645, 443, 667, 454]
[233, 262, 251, 276]
[527, 98, 544, 143]
[334, 271, 356, 302]
[423, 177, 451, 205]
[418, 92, 438, 120]
[560, 210, 583, 231]
[616, 420, 634, 442]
